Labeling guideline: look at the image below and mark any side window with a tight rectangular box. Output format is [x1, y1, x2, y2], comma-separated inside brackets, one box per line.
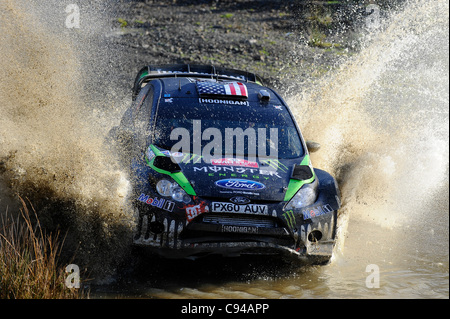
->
[134, 85, 152, 118]
[134, 85, 154, 150]
[120, 84, 151, 131]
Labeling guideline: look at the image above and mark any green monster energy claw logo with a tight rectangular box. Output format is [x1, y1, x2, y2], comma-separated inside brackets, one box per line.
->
[180, 153, 203, 164]
[283, 210, 296, 228]
[260, 159, 289, 173]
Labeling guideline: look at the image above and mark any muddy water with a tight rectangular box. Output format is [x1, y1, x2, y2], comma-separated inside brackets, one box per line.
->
[1, 0, 448, 299]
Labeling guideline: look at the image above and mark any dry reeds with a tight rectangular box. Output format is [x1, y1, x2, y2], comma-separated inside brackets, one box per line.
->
[0, 197, 84, 299]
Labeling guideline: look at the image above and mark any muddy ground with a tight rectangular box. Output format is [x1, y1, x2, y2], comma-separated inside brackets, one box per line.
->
[96, 0, 404, 98]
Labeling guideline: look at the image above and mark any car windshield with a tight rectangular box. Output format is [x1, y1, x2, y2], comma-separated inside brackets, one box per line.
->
[152, 99, 304, 159]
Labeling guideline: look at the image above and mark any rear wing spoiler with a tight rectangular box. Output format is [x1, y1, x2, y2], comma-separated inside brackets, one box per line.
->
[132, 64, 264, 100]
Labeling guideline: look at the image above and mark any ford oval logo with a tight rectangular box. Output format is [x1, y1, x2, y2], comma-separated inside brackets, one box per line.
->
[215, 179, 266, 191]
[230, 196, 251, 205]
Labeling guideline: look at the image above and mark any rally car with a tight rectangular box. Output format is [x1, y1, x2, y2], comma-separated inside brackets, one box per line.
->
[109, 65, 341, 263]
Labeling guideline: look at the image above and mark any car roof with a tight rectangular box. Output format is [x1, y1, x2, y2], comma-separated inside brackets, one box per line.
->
[133, 64, 294, 123]
[133, 64, 268, 100]
[157, 77, 284, 105]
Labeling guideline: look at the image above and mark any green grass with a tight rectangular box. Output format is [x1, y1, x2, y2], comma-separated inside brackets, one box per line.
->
[0, 197, 84, 299]
[220, 13, 234, 19]
[117, 18, 128, 28]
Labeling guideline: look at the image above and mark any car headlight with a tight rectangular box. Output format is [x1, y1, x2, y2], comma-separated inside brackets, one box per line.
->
[285, 178, 318, 210]
[156, 179, 192, 204]
[156, 179, 173, 197]
[171, 186, 192, 203]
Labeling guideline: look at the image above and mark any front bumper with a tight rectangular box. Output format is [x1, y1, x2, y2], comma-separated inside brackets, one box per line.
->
[132, 190, 339, 262]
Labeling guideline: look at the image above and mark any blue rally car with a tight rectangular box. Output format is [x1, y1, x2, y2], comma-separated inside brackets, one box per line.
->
[109, 65, 341, 264]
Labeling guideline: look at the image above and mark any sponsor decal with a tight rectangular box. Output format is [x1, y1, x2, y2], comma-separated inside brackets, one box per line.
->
[215, 179, 266, 191]
[185, 202, 209, 222]
[221, 225, 258, 234]
[259, 159, 289, 173]
[193, 166, 282, 179]
[199, 98, 250, 106]
[179, 153, 203, 164]
[211, 158, 258, 168]
[212, 202, 268, 215]
[302, 204, 333, 220]
[219, 190, 261, 196]
[283, 210, 296, 228]
[230, 196, 251, 205]
[197, 81, 248, 98]
[146, 146, 156, 162]
[155, 148, 186, 159]
[171, 152, 184, 157]
[137, 193, 175, 212]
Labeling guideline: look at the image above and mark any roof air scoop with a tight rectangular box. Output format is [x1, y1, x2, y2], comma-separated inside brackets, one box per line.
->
[196, 80, 248, 100]
[258, 90, 271, 101]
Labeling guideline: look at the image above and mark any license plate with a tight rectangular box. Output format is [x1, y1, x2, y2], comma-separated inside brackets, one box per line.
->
[212, 202, 268, 215]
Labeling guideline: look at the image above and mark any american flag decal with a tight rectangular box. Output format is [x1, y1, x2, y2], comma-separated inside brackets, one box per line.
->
[196, 81, 248, 98]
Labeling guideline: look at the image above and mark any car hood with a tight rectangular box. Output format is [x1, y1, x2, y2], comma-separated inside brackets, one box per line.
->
[174, 155, 296, 202]
[147, 146, 312, 202]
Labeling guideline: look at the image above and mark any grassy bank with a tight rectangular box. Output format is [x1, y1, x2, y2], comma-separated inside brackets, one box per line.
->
[0, 197, 83, 299]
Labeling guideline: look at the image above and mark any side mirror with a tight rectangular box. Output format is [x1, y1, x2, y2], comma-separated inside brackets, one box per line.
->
[306, 141, 321, 153]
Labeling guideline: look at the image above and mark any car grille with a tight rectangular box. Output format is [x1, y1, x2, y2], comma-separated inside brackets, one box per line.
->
[202, 214, 277, 228]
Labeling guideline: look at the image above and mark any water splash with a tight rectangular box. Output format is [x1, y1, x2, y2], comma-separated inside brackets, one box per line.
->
[0, 0, 134, 278]
[288, 0, 449, 234]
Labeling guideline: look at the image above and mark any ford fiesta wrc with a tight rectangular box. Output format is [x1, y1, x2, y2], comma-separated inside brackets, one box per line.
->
[109, 65, 341, 264]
